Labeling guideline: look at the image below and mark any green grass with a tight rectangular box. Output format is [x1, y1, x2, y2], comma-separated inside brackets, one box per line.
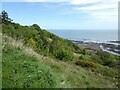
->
[2, 42, 61, 88]
[2, 36, 118, 88]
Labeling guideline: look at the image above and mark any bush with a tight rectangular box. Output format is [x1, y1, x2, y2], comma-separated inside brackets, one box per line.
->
[75, 60, 96, 68]
[28, 38, 36, 48]
[54, 47, 73, 61]
[12, 23, 20, 29]
[91, 50, 116, 66]
[79, 55, 84, 60]
[32, 24, 41, 31]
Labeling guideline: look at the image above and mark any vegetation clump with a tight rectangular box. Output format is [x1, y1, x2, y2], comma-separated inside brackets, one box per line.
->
[76, 60, 96, 68]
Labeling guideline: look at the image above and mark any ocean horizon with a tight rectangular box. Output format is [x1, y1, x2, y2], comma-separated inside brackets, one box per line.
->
[49, 30, 118, 43]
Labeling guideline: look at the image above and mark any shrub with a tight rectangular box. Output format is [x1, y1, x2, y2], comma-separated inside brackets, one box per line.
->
[72, 43, 83, 54]
[28, 38, 36, 48]
[12, 23, 20, 29]
[79, 55, 84, 60]
[92, 50, 116, 66]
[53, 48, 73, 61]
[32, 24, 41, 31]
[82, 49, 86, 55]
[75, 60, 96, 68]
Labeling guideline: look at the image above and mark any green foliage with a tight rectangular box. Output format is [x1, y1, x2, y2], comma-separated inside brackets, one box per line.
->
[91, 50, 117, 66]
[1, 10, 13, 24]
[54, 47, 74, 61]
[2, 23, 78, 61]
[95, 65, 118, 78]
[49, 38, 74, 61]
[82, 49, 86, 55]
[28, 38, 36, 48]
[2, 22, 118, 64]
[32, 24, 41, 30]
[12, 23, 20, 29]
[65, 40, 84, 54]
[79, 55, 84, 60]
[2, 43, 59, 88]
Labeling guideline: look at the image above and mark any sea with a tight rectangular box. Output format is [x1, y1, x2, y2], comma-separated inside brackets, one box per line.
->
[49, 30, 119, 43]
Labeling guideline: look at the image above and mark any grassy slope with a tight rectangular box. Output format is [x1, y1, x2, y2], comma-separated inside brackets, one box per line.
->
[2, 35, 118, 88]
[2, 22, 119, 88]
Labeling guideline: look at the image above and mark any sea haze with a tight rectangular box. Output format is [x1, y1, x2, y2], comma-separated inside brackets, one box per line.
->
[49, 30, 118, 43]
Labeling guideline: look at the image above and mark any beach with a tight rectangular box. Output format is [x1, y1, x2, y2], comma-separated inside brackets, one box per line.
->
[72, 40, 120, 56]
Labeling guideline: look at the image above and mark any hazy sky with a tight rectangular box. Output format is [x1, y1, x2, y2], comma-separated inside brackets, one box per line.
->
[2, 0, 118, 30]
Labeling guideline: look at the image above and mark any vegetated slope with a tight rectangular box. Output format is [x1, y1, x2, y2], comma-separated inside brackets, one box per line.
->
[1, 10, 119, 88]
[3, 23, 83, 61]
[2, 34, 118, 88]
[2, 23, 119, 65]
[2, 23, 119, 67]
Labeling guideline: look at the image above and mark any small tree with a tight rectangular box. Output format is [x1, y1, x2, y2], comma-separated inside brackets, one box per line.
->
[1, 10, 13, 24]
[32, 24, 41, 30]
[82, 49, 86, 55]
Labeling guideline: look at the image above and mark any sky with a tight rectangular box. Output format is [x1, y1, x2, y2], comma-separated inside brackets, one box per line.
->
[1, 0, 119, 30]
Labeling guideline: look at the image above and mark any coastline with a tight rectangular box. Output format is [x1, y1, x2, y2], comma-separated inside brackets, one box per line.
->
[72, 40, 120, 56]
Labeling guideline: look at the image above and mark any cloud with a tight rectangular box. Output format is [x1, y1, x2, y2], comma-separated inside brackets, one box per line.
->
[23, 0, 68, 2]
[2, 0, 71, 2]
[75, 0, 118, 10]
[2, 0, 118, 22]
[3, 0, 119, 5]
[70, 0, 101, 5]
[22, 0, 100, 4]
[74, 0, 118, 21]
[76, 4, 117, 11]
[88, 10, 118, 21]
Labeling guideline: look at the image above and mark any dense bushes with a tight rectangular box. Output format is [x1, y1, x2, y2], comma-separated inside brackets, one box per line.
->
[65, 40, 84, 54]
[2, 23, 76, 61]
[53, 47, 73, 61]
[91, 50, 117, 66]
[3, 22, 118, 64]
[31, 24, 41, 31]
[75, 60, 96, 68]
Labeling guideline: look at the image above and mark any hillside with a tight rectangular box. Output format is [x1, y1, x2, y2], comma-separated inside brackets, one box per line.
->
[1, 11, 119, 88]
[2, 33, 118, 88]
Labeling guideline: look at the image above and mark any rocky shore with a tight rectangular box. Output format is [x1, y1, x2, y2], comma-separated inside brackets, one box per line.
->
[72, 40, 120, 56]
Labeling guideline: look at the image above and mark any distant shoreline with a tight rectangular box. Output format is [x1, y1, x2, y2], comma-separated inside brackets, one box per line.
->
[72, 40, 120, 56]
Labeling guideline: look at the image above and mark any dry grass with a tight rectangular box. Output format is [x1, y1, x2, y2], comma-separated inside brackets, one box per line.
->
[2, 35, 44, 60]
